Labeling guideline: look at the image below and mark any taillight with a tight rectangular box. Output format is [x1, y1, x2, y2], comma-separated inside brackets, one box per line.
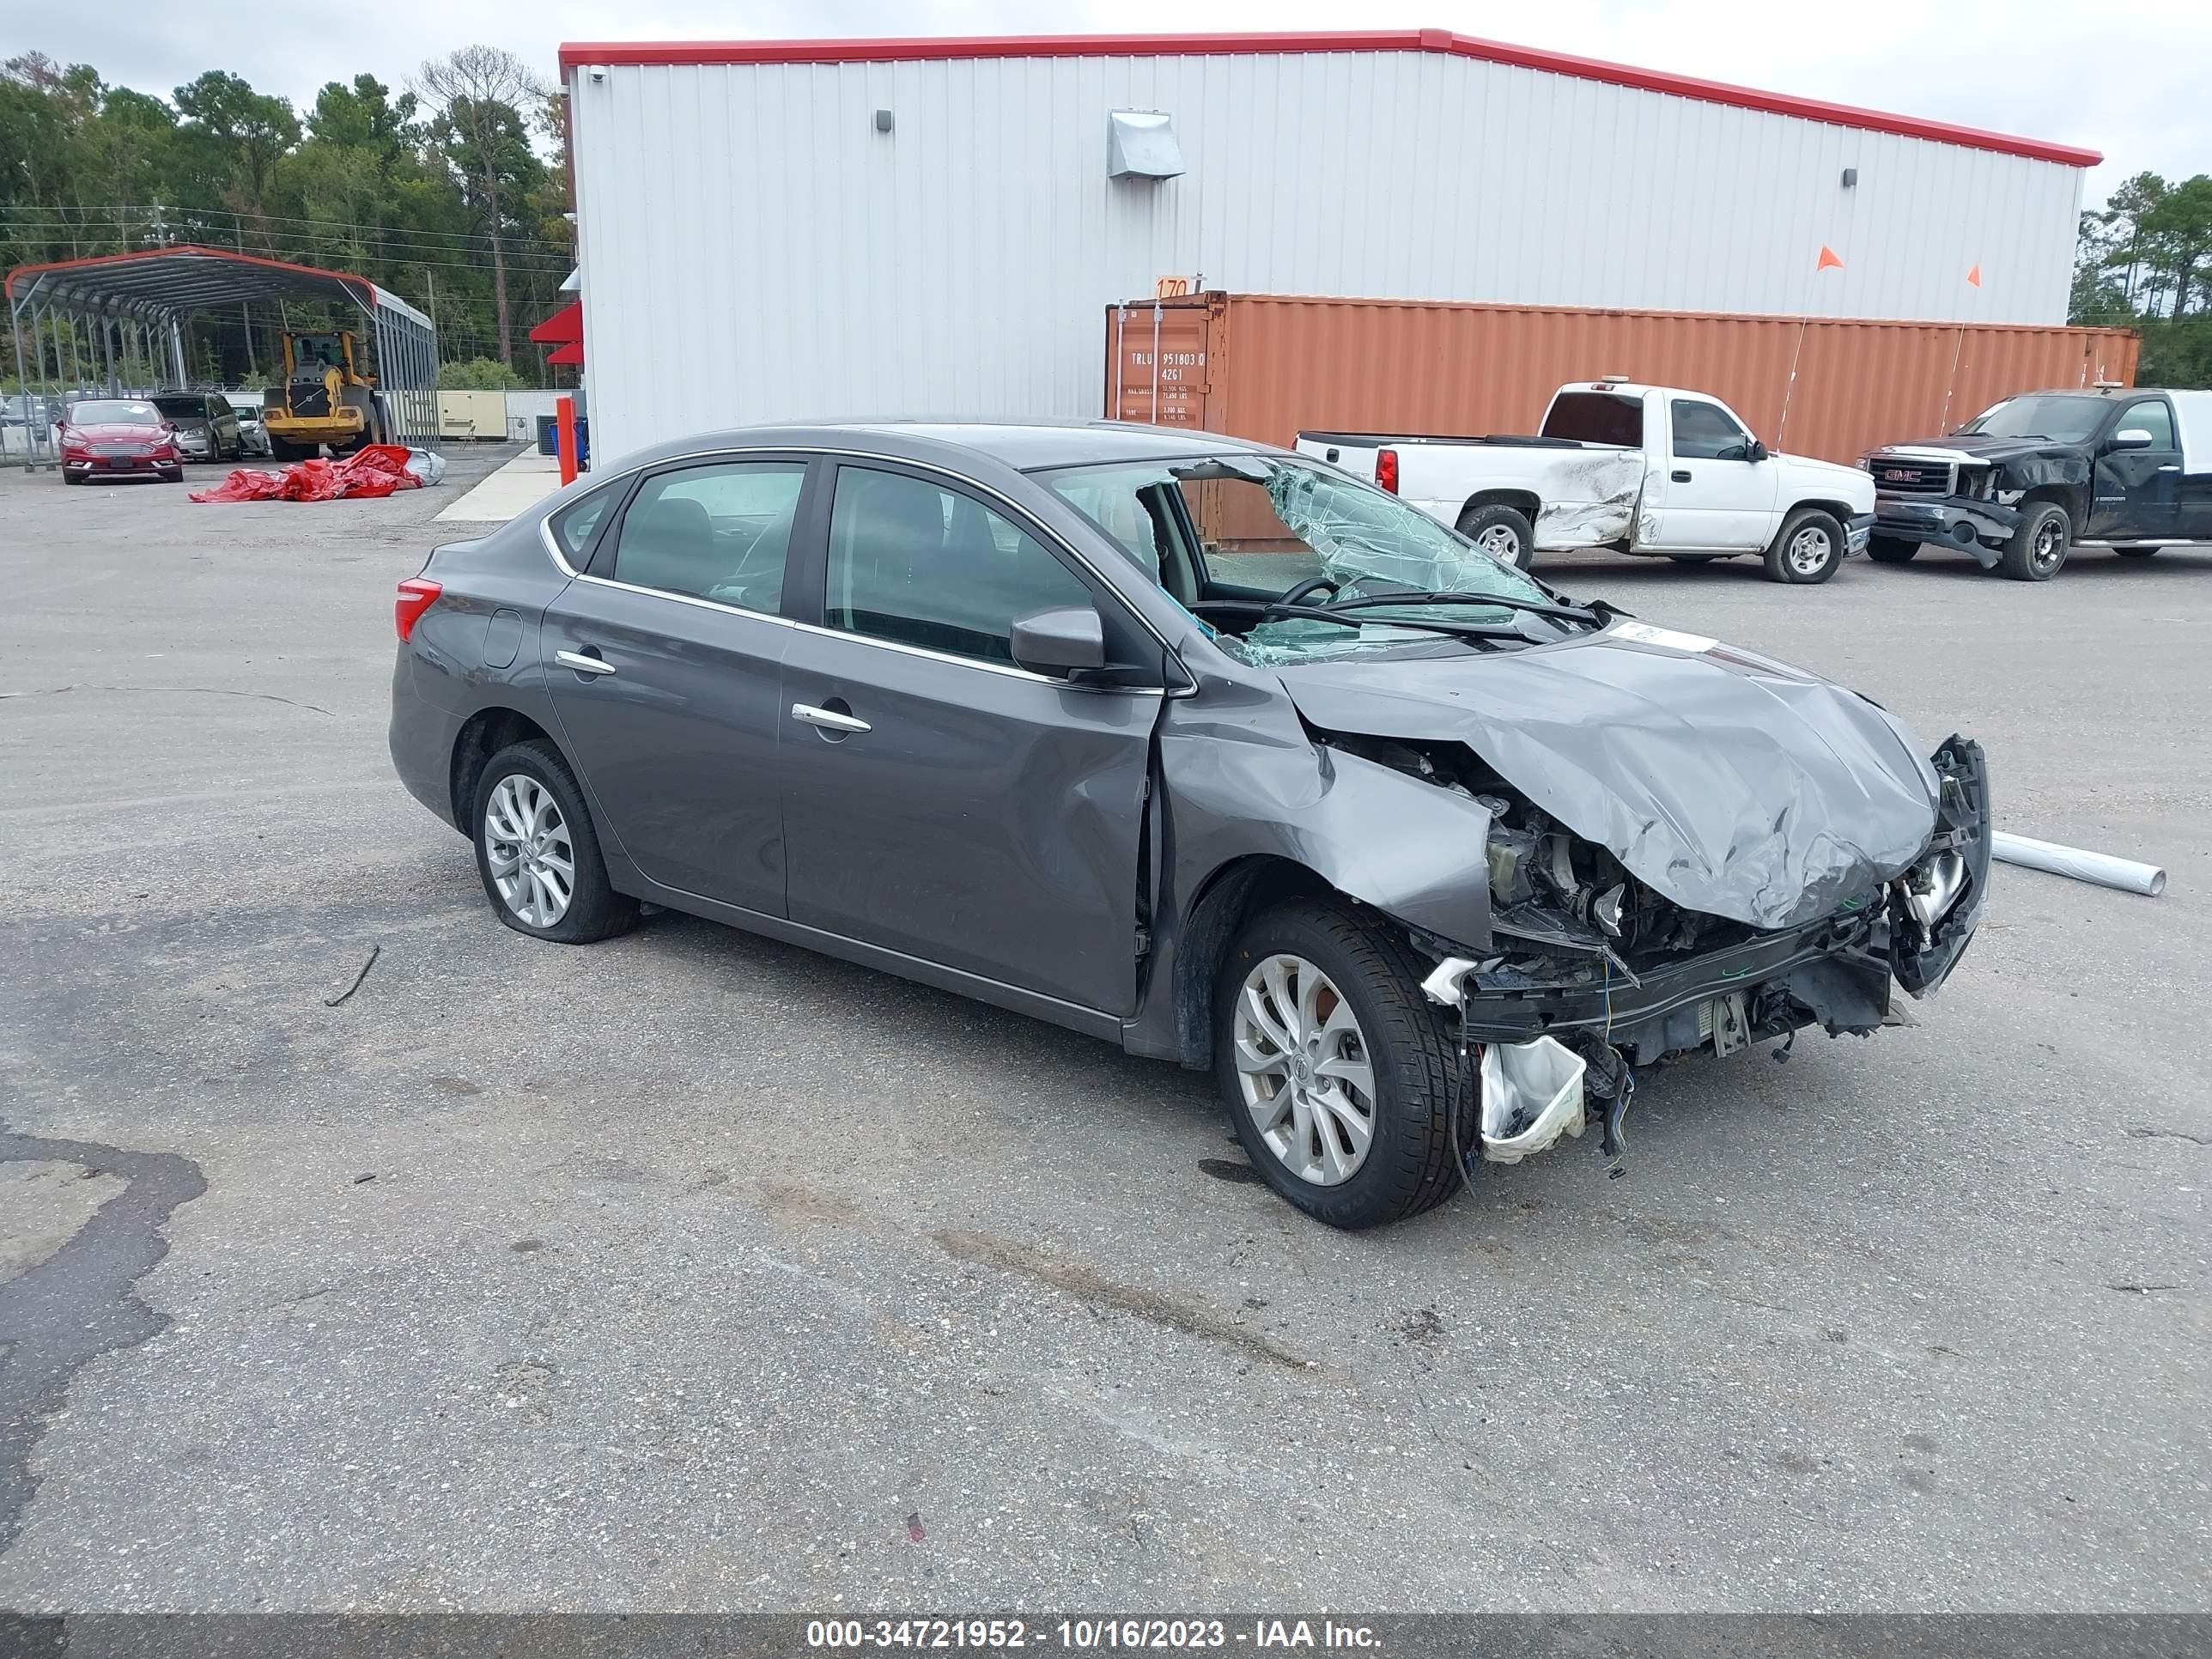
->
[1375, 448, 1399, 494]
[395, 578, 442, 641]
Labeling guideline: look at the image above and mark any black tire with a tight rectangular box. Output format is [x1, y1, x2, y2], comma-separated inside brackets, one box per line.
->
[63, 470, 84, 486]
[2114, 546, 2159, 559]
[159, 467, 183, 483]
[1866, 534, 1921, 564]
[1455, 501, 1537, 571]
[1213, 897, 1465, 1230]
[269, 436, 310, 462]
[471, 738, 638, 945]
[2000, 501, 2069, 581]
[1762, 507, 1846, 584]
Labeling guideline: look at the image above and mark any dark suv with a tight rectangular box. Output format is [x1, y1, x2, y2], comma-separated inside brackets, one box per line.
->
[150, 392, 246, 464]
[1861, 387, 2211, 580]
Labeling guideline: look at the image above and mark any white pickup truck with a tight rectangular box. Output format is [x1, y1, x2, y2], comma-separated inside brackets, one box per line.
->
[1296, 380, 1877, 585]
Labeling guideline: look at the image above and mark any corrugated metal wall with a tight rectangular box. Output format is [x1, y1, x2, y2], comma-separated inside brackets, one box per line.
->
[1108, 294, 2138, 465]
[570, 48, 2087, 459]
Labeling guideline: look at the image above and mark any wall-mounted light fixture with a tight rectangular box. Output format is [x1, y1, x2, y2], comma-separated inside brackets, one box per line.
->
[874, 109, 895, 134]
[1841, 167, 1858, 188]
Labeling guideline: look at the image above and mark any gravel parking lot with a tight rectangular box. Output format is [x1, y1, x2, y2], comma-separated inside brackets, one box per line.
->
[1, 447, 2206, 1613]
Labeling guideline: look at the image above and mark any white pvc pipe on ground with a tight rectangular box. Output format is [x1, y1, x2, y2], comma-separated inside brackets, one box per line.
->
[1991, 832, 2166, 897]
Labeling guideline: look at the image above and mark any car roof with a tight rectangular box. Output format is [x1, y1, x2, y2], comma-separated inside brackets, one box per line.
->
[615, 418, 1283, 476]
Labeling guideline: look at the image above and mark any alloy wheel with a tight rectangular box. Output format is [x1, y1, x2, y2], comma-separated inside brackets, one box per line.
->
[1232, 953, 1377, 1186]
[2032, 518, 2065, 574]
[1786, 524, 1834, 578]
[483, 775, 575, 927]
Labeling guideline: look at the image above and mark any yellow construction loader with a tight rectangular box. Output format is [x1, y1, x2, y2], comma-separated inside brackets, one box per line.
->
[264, 331, 392, 459]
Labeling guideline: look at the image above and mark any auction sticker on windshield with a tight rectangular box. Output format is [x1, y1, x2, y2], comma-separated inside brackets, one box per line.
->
[1609, 621, 1717, 653]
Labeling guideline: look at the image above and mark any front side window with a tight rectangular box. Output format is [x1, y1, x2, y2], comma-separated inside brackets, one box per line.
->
[1670, 399, 1752, 460]
[610, 461, 805, 611]
[2114, 399, 2175, 450]
[825, 466, 1092, 665]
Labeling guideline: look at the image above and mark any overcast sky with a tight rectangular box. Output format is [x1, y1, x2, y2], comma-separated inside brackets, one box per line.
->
[18, 0, 2209, 207]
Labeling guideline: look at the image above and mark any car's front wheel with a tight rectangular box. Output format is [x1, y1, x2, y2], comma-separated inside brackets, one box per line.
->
[471, 739, 638, 944]
[1866, 534, 1920, 564]
[2000, 501, 2069, 581]
[1763, 507, 1846, 584]
[1214, 899, 1465, 1229]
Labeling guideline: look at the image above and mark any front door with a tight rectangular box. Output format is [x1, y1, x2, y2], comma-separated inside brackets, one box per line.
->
[1642, 397, 1781, 550]
[780, 462, 1158, 1016]
[542, 455, 815, 915]
[2088, 397, 2182, 540]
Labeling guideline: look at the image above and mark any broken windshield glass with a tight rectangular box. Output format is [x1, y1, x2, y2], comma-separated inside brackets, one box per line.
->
[1038, 453, 1555, 669]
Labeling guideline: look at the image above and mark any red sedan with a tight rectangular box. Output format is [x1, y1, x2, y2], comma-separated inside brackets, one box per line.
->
[58, 399, 185, 485]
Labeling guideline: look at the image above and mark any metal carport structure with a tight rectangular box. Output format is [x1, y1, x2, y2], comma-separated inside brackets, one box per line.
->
[5, 245, 438, 470]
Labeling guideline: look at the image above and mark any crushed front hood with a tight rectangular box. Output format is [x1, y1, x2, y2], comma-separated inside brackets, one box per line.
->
[1279, 623, 1941, 930]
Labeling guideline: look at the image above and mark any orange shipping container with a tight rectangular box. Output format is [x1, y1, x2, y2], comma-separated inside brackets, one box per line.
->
[1104, 294, 2139, 465]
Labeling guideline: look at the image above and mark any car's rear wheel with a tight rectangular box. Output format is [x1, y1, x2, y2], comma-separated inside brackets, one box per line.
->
[1866, 534, 1920, 563]
[1455, 502, 1537, 571]
[1762, 507, 1846, 584]
[1214, 899, 1465, 1229]
[471, 739, 638, 945]
[2000, 501, 2069, 581]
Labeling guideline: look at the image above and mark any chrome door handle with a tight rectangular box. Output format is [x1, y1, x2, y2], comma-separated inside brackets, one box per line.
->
[2156, 464, 2180, 473]
[555, 648, 617, 676]
[792, 702, 871, 734]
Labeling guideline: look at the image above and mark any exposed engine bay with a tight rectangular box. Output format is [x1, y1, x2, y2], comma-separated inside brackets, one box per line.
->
[1312, 726, 1991, 1163]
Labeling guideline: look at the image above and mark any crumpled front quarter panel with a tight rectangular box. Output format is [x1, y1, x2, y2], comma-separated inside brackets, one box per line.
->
[1279, 629, 1942, 931]
[1156, 675, 1495, 951]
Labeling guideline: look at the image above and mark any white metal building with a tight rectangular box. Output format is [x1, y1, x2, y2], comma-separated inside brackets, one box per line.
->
[560, 28, 2100, 460]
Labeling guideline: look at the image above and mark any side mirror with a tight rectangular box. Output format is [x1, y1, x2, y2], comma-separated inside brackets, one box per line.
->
[1746, 439, 1770, 461]
[1010, 605, 1107, 677]
[2109, 428, 2154, 452]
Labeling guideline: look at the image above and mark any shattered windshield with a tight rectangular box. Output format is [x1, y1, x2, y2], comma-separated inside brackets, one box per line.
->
[1037, 453, 1559, 664]
[1960, 396, 2106, 443]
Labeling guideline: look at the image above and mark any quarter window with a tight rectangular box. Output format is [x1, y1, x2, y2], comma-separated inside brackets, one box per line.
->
[610, 461, 806, 611]
[1671, 399, 1753, 460]
[2115, 400, 2175, 450]
[548, 484, 619, 565]
[824, 466, 1092, 665]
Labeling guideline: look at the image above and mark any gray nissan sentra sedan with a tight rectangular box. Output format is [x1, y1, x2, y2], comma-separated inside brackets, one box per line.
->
[389, 421, 1990, 1229]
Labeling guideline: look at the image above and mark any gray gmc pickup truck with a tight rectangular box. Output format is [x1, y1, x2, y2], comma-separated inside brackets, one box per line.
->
[1859, 386, 2211, 580]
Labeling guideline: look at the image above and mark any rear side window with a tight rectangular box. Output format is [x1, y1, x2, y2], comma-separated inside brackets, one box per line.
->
[2114, 399, 2175, 450]
[824, 465, 1092, 665]
[1670, 399, 1753, 460]
[610, 461, 807, 612]
[548, 485, 618, 565]
[1542, 392, 1644, 447]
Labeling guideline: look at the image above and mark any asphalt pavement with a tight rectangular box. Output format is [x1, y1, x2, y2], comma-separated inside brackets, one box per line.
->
[0, 447, 2205, 1613]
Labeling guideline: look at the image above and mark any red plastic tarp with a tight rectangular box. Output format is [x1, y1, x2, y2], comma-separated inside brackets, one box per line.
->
[190, 445, 424, 504]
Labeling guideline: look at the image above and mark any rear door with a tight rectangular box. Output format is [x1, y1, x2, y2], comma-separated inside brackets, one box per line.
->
[541, 453, 818, 915]
[1642, 396, 1781, 550]
[779, 460, 1161, 1016]
[2088, 396, 2181, 540]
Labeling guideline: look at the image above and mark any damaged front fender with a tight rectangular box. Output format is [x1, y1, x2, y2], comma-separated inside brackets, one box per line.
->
[1893, 735, 1990, 997]
[1154, 697, 1495, 953]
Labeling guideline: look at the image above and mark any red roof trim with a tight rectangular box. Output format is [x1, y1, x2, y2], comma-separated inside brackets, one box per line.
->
[529, 300, 584, 344]
[556, 29, 2101, 167]
[4, 242, 379, 303]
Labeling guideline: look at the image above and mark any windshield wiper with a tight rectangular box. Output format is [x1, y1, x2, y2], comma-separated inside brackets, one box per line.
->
[1187, 599, 1528, 645]
[1325, 589, 1600, 624]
